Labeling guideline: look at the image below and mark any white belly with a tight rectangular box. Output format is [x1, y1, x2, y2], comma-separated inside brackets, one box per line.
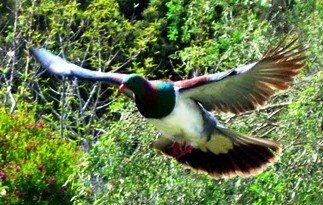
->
[148, 94, 204, 145]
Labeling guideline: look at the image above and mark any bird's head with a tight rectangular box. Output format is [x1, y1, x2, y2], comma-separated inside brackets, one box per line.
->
[119, 74, 151, 96]
[119, 74, 176, 118]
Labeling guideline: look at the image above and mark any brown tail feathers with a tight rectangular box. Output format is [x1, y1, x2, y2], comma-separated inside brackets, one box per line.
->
[152, 127, 281, 179]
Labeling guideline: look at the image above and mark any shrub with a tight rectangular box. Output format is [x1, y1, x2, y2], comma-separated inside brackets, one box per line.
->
[0, 106, 84, 204]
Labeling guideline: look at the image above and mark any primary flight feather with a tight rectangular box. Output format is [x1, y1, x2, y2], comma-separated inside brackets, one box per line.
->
[30, 37, 306, 178]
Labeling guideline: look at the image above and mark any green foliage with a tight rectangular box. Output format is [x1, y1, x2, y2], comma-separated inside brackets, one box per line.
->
[0, 106, 83, 204]
[165, 0, 184, 41]
[0, 0, 321, 204]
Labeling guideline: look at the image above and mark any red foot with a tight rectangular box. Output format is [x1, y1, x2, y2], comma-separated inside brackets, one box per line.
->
[171, 142, 193, 158]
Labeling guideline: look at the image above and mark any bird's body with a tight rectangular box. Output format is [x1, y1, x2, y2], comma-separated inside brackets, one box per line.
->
[131, 79, 217, 149]
[30, 36, 306, 178]
[148, 90, 207, 146]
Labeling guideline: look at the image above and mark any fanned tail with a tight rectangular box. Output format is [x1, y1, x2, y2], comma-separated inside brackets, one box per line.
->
[153, 127, 281, 178]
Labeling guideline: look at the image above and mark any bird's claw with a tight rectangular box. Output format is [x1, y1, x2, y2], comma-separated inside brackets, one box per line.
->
[171, 142, 193, 158]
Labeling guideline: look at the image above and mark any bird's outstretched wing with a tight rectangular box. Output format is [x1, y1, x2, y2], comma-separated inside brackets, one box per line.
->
[175, 37, 307, 114]
[30, 48, 134, 98]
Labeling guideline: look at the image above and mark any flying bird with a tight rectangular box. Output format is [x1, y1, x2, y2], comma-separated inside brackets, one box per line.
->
[30, 37, 306, 178]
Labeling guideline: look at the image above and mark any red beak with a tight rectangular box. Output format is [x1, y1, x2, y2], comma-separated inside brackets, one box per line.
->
[119, 84, 127, 92]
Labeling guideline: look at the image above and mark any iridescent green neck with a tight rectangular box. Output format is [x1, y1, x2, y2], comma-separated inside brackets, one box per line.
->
[135, 81, 176, 119]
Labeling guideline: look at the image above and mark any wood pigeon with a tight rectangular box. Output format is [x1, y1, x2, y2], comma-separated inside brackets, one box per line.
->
[30, 37, 306, 178]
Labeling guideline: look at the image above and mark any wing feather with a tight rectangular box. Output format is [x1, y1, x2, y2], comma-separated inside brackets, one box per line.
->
[30, 48, 134, 98]
[176, 37, 306, 114]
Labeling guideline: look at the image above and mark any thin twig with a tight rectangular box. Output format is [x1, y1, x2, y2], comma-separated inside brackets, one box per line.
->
[223, 101, 290, 123]
[82, 84, 98, 112]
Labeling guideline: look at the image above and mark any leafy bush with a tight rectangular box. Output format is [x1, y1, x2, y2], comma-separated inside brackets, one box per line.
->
[0, 106, 84, 204]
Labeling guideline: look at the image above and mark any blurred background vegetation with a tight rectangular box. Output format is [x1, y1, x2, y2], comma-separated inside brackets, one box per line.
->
[0, 0, 322, 204]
